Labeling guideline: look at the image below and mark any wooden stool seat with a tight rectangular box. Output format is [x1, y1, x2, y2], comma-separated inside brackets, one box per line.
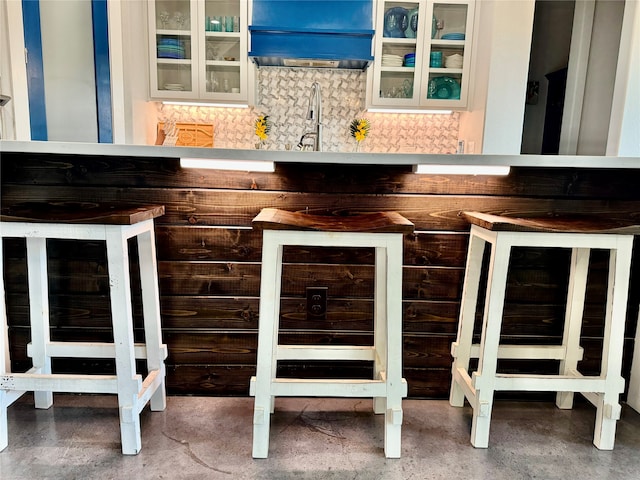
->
[250, 208, 414, 458]
[1, 203, 167, 455]
[449, 211, 639, 450]
[252, 208, 415, 233]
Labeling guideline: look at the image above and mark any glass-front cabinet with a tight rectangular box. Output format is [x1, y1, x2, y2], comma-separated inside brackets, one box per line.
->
[148, 0, 248, 102]
[368, 0, 474, 109]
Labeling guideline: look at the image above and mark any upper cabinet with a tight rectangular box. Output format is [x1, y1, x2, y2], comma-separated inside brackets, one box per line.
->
[148, 0, 248, 103]
[368, 0, 475, 109]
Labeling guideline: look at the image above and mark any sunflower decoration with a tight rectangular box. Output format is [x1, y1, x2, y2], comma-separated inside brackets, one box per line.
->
[349, 118, 370, 150]
[254, 114, 271, 146]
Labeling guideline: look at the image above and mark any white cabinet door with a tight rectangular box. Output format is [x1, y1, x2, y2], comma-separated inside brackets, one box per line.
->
[368, 0, 474, 110]
[198, 0, 248, 101]
[148, 0, 199, 99]
[148, 0, 248, 103]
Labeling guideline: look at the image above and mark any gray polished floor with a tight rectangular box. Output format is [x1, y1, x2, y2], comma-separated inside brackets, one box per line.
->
[1, 394, 640, 479]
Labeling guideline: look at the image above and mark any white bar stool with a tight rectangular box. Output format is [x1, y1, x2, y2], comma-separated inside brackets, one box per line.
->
[1, 203, 168, 455]
[250, 208, 414, 458]
[450, 211, 639, 450]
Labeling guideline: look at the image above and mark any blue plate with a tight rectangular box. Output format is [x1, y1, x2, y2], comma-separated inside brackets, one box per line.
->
[384, 7, 408, 38]
[441, 33, 465, 40]
[427, 76, 461, 100]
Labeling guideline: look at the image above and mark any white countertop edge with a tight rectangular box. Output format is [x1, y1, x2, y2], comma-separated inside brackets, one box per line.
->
[1, 140, 639, 169]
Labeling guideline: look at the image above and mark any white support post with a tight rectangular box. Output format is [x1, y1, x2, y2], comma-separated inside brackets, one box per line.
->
[470, 236, 511, 449]
[0, 237, 9, 451]
[556, 248, 590, 409]
[137, 225, 166, 412]
[106, 226, 142, 455]
[383, 235, 404, 459]
[26, 238, 53, 409]
[593, 239, 633, 450]
[628, 308, 640, 412]
[252, 230, 283, 459]
[450, 229, 487, 407]
[373, 245, 387, 415]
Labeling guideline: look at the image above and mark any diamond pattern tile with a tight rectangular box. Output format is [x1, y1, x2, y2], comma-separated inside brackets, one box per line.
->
[156, 67, 460, 153]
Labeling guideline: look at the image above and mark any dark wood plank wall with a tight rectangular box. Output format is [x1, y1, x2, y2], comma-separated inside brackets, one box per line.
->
[2, 151, 639, 398]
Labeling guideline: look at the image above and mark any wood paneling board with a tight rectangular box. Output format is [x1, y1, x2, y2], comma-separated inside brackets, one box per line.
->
[3, 185, 640, 230]
[5, 153, 640, 198]
[2, 154, 640, 399]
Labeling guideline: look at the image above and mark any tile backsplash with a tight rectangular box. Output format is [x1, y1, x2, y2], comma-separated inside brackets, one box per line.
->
[156, 67, 459, 153]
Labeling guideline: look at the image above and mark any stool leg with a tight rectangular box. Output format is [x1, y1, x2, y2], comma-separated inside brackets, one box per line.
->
[373, 246, 387, 415]
[450, 232, 486, 407]
[628, 308, 640, 412]
[252, 233, 283, 458]
[26, 238, 53, 409]
[470, 239, 511, 448]
[593, 243, 631, 450]
[556, 248, 590, 409]
[106, 228, 143, 455]
[1, 240, 9, 450]
[383, 236, 404, 458]
[137, 226, 166, 412]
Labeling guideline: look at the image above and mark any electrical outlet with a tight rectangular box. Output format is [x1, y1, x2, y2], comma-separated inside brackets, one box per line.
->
[306, 286, 328, 320]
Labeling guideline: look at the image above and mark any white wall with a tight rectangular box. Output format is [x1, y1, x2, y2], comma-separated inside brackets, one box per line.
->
[40, 0, 98, 142]
[456, 0, 490, 154]
[576, 0, 624, 155]
[458, 0, 536, 154]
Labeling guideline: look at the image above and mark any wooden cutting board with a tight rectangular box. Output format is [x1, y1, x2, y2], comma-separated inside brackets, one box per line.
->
[156, 122, 214, 147]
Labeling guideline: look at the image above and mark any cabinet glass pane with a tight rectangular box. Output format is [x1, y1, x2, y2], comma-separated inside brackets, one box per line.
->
[431, 3, 468, 40]
[425, 2, 468, 101]
[155, 0, 192, 30]
[204, 0, 242, 94]
[206, 64, 241, 94]
[204, 0, 240, 32]
[380, 71, 415, 99]
[155, 0, 193, 93]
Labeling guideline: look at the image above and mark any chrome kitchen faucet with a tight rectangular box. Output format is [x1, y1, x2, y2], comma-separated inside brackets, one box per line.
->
[297, 82, 323, 151]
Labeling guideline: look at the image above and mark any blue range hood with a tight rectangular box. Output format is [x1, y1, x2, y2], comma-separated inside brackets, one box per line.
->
[249, 0, 374, 70]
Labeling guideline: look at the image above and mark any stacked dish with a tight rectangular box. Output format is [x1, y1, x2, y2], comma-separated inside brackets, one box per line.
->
[163, 83, 184, 91]
[444, 53, 463, 69]
[382, 54, 403, 67]
[157, 38, 185, 59]
[441, 32, 465, 40]
[403, 53, 415, 67]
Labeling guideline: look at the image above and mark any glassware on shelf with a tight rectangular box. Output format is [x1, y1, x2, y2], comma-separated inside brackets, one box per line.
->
[435, 19, 444, 38]
[206, 45, 218, 60]
[173, 11, 186, 30]
[159, 11, 170, 29]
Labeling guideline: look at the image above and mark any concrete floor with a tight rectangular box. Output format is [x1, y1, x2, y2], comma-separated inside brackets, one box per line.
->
[1, 394, 640, 479]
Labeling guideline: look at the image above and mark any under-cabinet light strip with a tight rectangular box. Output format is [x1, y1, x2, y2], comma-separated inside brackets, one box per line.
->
[163, 101, 249, 108]
[367, 108, 453, 114]
[180, 158, 275, 172]
[414, 164, 511, 175]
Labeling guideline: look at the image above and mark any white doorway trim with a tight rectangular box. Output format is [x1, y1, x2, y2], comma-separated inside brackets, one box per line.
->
[606, 0, 640, 156]
[559, 0, 595, 155]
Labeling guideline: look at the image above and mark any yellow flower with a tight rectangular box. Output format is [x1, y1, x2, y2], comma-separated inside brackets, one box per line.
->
[255, 115, 271, 141]
[349, 118, 370, 143]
